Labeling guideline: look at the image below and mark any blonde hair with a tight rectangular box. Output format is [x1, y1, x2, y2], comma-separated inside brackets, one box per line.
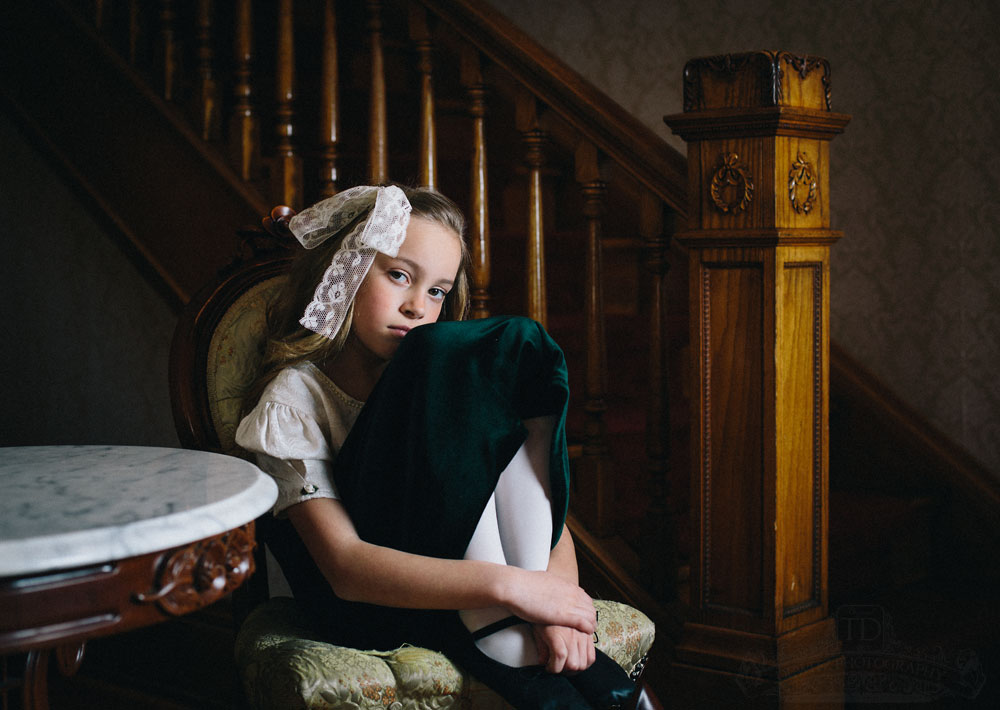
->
[244, 186, 470, 412]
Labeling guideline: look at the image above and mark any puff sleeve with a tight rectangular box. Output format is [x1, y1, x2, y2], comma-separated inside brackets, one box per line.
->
[236, 401, 339, 514]
[235, 364, 363, 515]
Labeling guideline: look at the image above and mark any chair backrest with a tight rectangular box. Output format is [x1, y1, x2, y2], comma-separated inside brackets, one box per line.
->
[170, 256, 292, 456]
[169, 229, 296, 619]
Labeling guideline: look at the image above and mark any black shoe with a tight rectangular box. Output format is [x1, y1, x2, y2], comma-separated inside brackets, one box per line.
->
[627, 680, 664, 710]
[443, 615, 592, 709]
[564, 648, 636, 709]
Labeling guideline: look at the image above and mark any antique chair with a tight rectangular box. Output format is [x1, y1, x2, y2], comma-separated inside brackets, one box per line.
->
[168, 210, 656, 709]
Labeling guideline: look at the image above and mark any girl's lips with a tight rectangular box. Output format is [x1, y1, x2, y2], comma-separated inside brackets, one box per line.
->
[388, 326, 410, 337]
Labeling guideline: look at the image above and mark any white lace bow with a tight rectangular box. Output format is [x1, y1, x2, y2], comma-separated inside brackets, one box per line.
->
[289, 185, 412, 340]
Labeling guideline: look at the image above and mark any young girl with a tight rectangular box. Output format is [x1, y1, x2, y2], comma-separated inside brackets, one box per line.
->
[235, 185, 637, 709]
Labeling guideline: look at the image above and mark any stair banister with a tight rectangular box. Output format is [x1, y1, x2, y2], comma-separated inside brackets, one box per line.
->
[463, 46, 492, 320]
[230, 0, 260, 184]
[34, 0, 690, 628]
[367, 0, 389, 184]
[193, 0, 221, 143]
[418, 0, 687, 214]
[273, 0, 303, 209]
[576, 141, 613, 536]
[638, 189, 677, 600]
[319, 0, 341, 199]
[410, 4, 438, 189]
[516, 90, 549, 326]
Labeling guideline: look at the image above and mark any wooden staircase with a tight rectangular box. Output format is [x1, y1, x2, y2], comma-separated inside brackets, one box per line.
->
[3, 0, 999, 707]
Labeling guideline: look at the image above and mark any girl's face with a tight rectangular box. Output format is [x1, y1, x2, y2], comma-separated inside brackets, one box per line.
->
[349, 216, 463, 363]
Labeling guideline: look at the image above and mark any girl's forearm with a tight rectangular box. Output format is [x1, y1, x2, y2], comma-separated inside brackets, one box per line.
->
[289, 497, 515, 610]
[287, 497, 596, 632]
[546, 529, 579, 584]
[331, 538, 517, 610]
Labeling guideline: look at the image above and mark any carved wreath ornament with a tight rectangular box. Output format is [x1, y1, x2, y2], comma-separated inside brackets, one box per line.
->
[710, 153, 754, 215]
[788, 152, 818, 214]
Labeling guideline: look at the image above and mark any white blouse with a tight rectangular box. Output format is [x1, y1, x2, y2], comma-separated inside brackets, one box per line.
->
[235, 362, 364, 515]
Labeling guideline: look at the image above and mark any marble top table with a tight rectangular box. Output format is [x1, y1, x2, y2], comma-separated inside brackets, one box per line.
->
[0, 445, 277, 577]
[0, 445, 277, 662]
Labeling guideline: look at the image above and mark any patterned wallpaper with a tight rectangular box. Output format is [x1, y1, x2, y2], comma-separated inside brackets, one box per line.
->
[492, 0, 1000, 476]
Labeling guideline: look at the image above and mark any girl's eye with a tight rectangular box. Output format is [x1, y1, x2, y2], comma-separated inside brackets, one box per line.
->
[428, 287, 447, 301]
[388, 270, 408, 284]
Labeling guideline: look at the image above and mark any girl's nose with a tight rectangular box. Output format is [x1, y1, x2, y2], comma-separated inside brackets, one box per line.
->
[401, 293, 425, 318]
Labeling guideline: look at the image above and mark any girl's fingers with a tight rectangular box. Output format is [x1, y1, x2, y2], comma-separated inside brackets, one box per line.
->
[508, 569, 596, 632]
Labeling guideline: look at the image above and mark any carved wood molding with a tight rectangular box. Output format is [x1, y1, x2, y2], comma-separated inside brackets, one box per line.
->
[1, 523, 258, 654]
[788, 152, 818, 214]
[699, 266, 714, 610]
[777, 51, 832, 111]
[682, 50, 833, 112]
[134, 523, 256, 616]
[683, 52, 764, 111]
[709, 152, 754, 215]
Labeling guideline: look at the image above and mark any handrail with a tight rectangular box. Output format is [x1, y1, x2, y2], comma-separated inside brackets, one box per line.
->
[419, 0, 688, 215]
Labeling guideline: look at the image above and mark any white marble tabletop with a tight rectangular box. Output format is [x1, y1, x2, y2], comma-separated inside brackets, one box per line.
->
[0, 445, 277, 577]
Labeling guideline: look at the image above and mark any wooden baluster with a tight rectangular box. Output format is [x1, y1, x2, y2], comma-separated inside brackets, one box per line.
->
[157, 0, 178, 101]
[516, 93, 547, 327]
[127, 0, 141, 66]
[410, 5, 436, 189]
[318, 0, 340, 198]
[194, 0, 221, 142]
[94, 0, 108, 32]
[576, 141, 613, 536]
[367, 0, 388, 184]
[462, 47, 490, 319]
[273, 0, 303, 208]
[229, 0, 259, 182]
[638, 188, 676, 599]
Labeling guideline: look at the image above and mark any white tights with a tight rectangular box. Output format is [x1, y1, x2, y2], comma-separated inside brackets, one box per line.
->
[459, 416, 556, 667]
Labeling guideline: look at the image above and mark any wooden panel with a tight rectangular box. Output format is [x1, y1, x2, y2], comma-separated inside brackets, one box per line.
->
[776, 255, 823, 620]
[699, 255, 766, 618]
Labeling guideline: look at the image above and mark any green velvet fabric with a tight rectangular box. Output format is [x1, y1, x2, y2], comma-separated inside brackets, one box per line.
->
[333, 316, 571, 562]
[270, 317, 573, 654]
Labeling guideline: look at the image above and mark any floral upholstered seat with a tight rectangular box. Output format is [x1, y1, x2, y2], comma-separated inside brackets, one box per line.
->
[237, 597, 653, 709]
[171, 256, 655, 709]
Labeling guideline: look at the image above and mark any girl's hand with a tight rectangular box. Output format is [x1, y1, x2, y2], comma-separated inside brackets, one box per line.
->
[533, 624, 596, 674]
[502, 568, 596, 634]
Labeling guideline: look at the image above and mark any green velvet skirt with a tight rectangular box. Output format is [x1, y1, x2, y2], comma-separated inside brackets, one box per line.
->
[267, 316, 572, 652]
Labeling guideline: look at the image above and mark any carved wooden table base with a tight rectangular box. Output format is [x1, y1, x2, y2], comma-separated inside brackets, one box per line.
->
[0, 523, 256, 710]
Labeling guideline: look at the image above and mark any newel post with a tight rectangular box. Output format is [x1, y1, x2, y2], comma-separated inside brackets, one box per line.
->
[664, 52, 850, 707]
